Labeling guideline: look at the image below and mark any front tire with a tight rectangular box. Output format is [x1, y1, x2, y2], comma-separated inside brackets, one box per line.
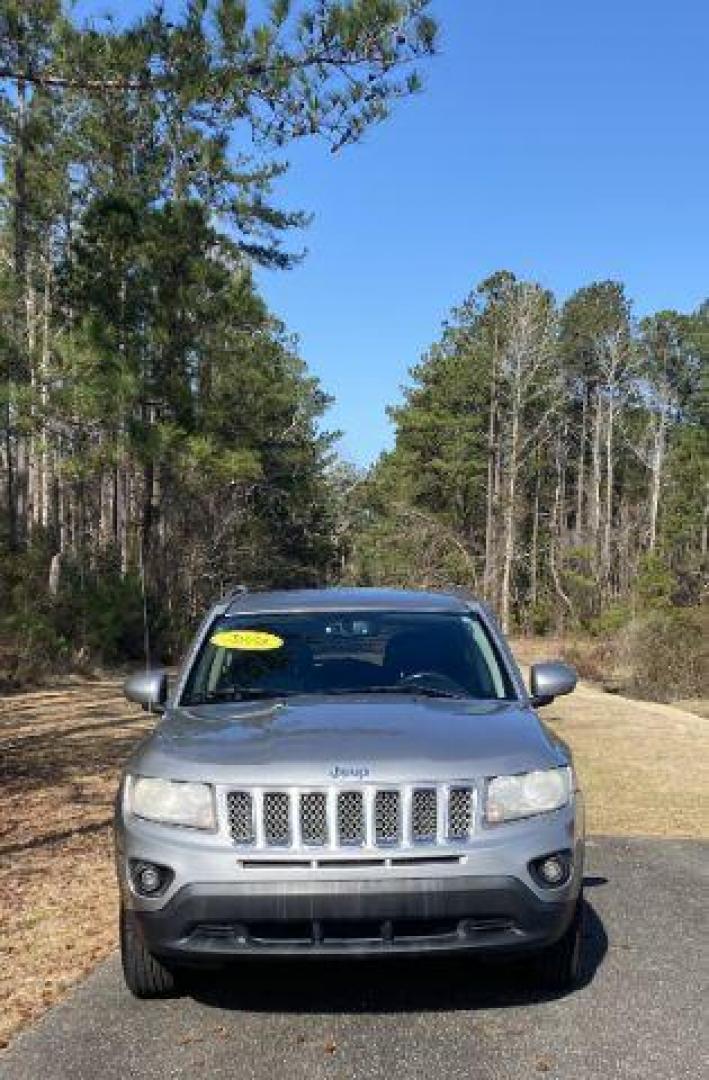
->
[535, 894, 584, 992]
[120, 905, 179, 998]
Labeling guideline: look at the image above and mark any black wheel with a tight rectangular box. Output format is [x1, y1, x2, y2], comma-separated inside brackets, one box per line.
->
[535, 894, 584, 992]
[120, 904, 179, 998]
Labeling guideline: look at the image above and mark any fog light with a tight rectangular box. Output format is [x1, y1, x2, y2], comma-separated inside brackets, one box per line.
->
[530, 850, 572, 888]
[539, 856, 565, 884]
[139, 865, 162, 893]
[130, 860, 172, 897]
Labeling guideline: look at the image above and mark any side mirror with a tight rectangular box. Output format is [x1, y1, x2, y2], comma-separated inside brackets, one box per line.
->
[124, 669, 168, 714]
[529, 661, 577, 707]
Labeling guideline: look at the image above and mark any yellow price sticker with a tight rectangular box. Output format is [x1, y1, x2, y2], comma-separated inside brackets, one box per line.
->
[210, 630, 285, 651]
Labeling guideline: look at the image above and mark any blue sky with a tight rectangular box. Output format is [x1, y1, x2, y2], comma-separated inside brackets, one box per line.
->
[76, 0, 709, 465]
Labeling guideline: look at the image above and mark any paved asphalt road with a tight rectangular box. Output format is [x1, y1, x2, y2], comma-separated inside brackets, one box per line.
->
[1, 837, 706, 1080]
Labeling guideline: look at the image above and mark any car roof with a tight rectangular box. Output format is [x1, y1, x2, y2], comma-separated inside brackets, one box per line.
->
[222, 587, 477, 616]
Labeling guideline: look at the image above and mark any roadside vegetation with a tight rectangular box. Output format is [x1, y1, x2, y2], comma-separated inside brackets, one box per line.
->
[0, 0, 436, 687]
[340, 276, 708, 704]
[0, 681, 150, 1047]
[0, 7, 706, 705]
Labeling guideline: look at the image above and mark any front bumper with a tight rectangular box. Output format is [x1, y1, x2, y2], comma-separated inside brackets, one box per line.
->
[129, 873, 578, 961]
[116, 797, 584, 962]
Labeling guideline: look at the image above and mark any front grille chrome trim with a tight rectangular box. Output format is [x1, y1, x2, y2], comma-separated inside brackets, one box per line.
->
[224, 782, 477, 853]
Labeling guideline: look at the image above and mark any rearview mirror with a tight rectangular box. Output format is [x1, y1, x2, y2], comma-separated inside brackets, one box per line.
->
[124, 669, 168, 714]
[529, 661, 577, 707]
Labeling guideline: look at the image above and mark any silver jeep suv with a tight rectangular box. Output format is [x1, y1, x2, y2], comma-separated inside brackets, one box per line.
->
[115, 587, 583, 997]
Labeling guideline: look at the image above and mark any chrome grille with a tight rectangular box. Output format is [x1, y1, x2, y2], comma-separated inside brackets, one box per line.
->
[263, 791, 290, 846]
[337, 790, 365, 845]
[412, 788, 438, 842]
[226, 791, 254, 844]
[300, 792, 327, 846]
[375, 790, 401, 844]
[448, 787, 473, 839]
[226, 783, 475, 851]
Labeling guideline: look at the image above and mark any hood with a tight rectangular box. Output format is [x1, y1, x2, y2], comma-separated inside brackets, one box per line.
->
[129, 695, 566, 785]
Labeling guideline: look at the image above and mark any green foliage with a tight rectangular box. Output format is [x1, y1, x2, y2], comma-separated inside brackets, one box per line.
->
[0, 0, 436, 266]
[2, 1, 432, 676]
[0, 550, 165, 686]
[339, 456, 479, 591]
[53, 564, 155, 664]
[383, 289, 494, 541]
[634, 554, 677, 610]
[524, 597, 556, 636]
[589, 603, 633, 638]
[342, 271, 707, 663]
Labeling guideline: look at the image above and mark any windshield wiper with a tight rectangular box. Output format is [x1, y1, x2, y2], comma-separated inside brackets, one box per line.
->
[190, 687, 296, 703]
[321, 686, 470, 700]
[189, 685, 472, 704]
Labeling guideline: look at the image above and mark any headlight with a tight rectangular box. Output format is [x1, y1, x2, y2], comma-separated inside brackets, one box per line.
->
[485, 767, 571, 824]
[129, 776, 216, 830]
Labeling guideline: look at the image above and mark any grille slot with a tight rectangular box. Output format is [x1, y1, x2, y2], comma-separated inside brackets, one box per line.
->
[300, 792, 327, 846]
[375, 789, 401, 844]
[411, 788, 438, 842]
[263, 791, 291, 846]
[226, 783, 475, 851]
[337, 790, 365, 845]
[448, 787, 474, 839]
[226, 791, 254, 844]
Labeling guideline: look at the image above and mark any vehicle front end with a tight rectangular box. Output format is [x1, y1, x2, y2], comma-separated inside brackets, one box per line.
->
[116, 749, 583, 963]
[115, 590, 584, 995]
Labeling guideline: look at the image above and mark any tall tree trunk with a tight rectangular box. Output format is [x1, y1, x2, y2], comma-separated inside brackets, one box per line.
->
[9, 64, 29, 550]
[589, 382, 603, 593]
[500, 376, 521, 634]
[590, 385, 602, 542]
[492, 417, 503, 611]
[550, 431, 574, 626]
[530, 460, 540, 612]
[603, 391, 614, 590]
[618, 497, 632, 598]
[648, 400, 667, 553]
[26, 256, 38, 533]
[40, 247, 52, 532]
[483, 327, 498, 603]
[119, 465, 130, 574]
[559, 420, 568, 547]
[575, 386, 586, 545]
[3, 393, 14, 551]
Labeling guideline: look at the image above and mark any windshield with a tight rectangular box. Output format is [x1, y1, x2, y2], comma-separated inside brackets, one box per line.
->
[180, 611, 516, 705]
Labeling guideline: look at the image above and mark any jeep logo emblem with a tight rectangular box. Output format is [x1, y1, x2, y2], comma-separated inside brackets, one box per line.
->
[329, 765, 370, 781]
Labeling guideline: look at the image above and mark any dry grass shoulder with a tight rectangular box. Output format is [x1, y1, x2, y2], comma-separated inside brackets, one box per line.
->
[542, 683, 709, 838]
[511, 636, 708, 837]
[0, 682, 151, 1048]
[1, 666, 707, 1049]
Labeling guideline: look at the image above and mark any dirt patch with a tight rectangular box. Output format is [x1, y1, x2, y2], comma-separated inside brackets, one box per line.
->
[0, 682, 152, 1048]
[1, 668, 707, 1049]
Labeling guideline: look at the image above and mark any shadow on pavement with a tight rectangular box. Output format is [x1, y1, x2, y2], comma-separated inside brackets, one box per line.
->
[183, 895, 607, 1015]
